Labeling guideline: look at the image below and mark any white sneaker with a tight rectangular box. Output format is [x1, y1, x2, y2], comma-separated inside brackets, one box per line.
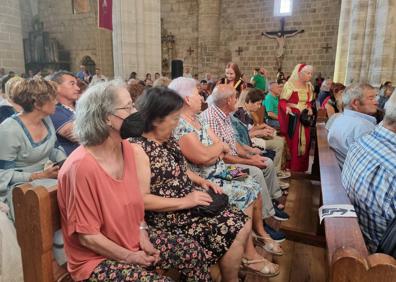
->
[279, 181, 290, 190]
[277, 170, 291, 179]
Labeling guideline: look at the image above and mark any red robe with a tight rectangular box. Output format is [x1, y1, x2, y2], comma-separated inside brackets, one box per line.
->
[278, 84, 313, 172]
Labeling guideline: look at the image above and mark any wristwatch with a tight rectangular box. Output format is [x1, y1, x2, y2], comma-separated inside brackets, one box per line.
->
[139, 222, 149, 230]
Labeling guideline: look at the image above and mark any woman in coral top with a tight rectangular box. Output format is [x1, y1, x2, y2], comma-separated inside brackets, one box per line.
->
[278, 64, 314, 172]
[57, 80, 210, 281]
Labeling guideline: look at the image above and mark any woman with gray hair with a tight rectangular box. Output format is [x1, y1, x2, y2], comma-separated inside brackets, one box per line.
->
[170, 77, 281, 277]
[57, 80, 205, 281]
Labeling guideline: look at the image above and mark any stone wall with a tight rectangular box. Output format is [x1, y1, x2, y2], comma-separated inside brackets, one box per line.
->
[0, 0, 25, 73]
[36, 0, 113, 76]
[161, 0, 341, 80]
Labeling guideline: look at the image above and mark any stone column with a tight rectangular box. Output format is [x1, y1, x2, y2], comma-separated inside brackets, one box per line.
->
[0, 0, 25, 73]
[112, 0, 161, 80]
[197, 0, 221, 77]
[334, 0, 396, 85]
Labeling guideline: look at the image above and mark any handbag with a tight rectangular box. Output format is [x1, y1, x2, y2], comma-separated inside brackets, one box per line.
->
[190, 188, 229, 217]
[300, 109, 315, 127]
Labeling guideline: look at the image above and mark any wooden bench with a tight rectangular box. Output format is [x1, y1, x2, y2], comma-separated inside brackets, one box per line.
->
[13, 184, 71, 282]
[13, 184, 222, 282]
[316, 122, 396, 281]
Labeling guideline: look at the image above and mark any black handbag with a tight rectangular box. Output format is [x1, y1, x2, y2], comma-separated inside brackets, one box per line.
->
[300, 109, 315, 127]
[190, 188, 229, 217]
[288, 113, 298, 138]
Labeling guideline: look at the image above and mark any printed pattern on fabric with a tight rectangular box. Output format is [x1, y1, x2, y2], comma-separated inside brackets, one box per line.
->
[131, 136, 248, 265]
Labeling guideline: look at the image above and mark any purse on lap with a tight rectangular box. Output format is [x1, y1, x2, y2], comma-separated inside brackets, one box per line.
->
[190, 188, 229, 217]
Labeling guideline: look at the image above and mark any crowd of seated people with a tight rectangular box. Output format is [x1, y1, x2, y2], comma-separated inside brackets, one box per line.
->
[0, 61, 395, 282]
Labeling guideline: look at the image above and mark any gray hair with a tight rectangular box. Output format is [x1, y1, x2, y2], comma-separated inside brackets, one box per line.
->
[168, 77, 197, 99]
[74, 79, 126, 146]
[211, 84, 236, 107]
[342, 83, 374, 109]
[384, 89, 396, 125]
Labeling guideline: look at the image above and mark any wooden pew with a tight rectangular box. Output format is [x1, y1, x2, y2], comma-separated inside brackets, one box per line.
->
[316, 122, 396, 282]
[13, 184, 71, 282]
[13, 184, 221, 282]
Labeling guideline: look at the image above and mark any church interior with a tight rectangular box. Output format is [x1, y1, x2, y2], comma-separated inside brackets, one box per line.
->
[0, 0, 395, 281]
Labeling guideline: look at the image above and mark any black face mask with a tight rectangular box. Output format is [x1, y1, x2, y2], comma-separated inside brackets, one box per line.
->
[120, 111, 145, 139]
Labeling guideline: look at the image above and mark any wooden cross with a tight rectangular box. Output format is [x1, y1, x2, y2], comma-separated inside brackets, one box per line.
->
[321, 43, 332, 53]
[262, 17, 304, 70]
[187, 47, 194, 56]
[262, 17, 304, 39]
[235, 47, 243, 56]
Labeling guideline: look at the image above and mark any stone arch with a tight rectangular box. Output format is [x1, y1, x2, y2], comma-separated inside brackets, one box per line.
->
[81, 56, 96, 75]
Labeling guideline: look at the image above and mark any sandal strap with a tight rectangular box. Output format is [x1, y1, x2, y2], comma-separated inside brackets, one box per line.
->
[242, 258, 267, 265]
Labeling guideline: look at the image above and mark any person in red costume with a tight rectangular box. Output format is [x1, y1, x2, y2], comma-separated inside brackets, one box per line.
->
[278, 64, 314, 172]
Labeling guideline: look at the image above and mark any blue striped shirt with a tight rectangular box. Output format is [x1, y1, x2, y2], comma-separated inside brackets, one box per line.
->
[342, 125, 396, 252]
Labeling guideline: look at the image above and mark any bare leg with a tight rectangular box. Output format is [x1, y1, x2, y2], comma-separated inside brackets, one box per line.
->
[252, 194, 266, 237]
[219, 217, 250, 282]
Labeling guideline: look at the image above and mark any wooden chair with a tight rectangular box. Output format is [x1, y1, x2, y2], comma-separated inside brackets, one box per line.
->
[316, 123, 396, 281]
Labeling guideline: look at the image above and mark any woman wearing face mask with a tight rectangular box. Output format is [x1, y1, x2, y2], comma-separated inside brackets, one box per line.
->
[218, 62, 246, 96]
[130, 87, 257, 281]
[57, 80, 206, 281]
[278, 64, 314, 172]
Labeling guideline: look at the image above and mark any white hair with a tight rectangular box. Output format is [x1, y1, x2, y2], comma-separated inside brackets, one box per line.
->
[342, 83, 374, 109]
[168, 77, 197, 99]
[384, 89, 396, 125]
[211, 85, 236, 107]
[74, 79, 126, 146]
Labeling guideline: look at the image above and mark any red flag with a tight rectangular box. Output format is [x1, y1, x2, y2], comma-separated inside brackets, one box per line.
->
[98, 0, 112, 31]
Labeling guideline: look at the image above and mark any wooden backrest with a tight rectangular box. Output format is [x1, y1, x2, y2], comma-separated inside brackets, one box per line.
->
[316, 123, 396, 281]
[13, 184, 71, 282]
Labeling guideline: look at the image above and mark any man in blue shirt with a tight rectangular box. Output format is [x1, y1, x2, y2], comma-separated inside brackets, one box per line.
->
[50, 71, 80, 155]
[327, 83, 378, 168]
[342, 92, 396, 252]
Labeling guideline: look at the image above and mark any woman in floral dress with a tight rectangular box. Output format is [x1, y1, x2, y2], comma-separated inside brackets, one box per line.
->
[131, 87, 252, 281]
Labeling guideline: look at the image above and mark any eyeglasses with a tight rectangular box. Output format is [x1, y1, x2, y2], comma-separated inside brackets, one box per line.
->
[115, 103, 135, 114]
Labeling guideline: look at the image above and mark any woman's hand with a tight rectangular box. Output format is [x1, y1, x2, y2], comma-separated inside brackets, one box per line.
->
[286, 106, 292, 115]
[307, 107, 313, 115]
[139, 230, 160, 263]
[43, 165, 60, 179]
[184, 190, 213, 208]
[124, 250, 157, 266]
[200, 179, 223, 194]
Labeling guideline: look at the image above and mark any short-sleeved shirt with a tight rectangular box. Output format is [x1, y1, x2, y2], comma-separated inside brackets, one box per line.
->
[327, 109, 377, 168]
[57, 140, 144, 281]
[251, 74, 267, 92]
[342, 125, 396, 252]
[263, 93, 279, 117]
[50, 103, 79, 155]
[200, 105, 238, 155]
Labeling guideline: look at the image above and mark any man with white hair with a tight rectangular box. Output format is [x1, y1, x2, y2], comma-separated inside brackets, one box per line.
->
[342, 90, 396, 252]
[201, 84, 289, 239]
[327, 83, 378, 168]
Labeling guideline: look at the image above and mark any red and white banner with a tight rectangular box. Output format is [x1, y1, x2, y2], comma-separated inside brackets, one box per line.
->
[98, 0, 112, 31]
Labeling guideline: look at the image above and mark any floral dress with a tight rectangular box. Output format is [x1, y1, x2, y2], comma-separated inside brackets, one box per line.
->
[132, 136, 248, 265]
[174, 117, 261, 211]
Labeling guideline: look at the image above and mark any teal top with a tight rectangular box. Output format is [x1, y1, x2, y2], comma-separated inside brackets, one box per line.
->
[252, 74, 267, 91]
[263, 93, 279, 117]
